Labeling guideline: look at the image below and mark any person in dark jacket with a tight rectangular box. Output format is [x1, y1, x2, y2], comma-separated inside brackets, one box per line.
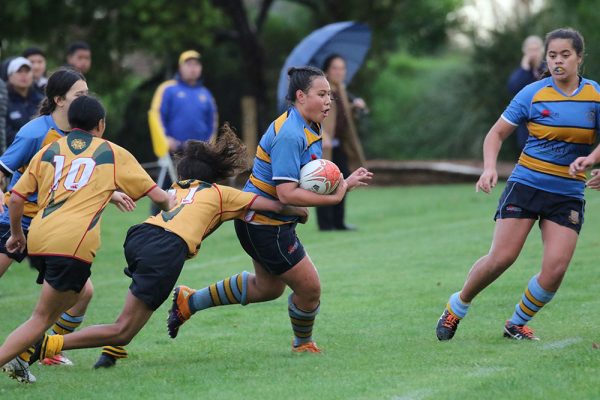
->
[507, 35, 545, 152]
[6, 57, 44, 147]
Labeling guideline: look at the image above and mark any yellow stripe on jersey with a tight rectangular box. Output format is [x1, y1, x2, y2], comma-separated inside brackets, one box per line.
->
[256, 145, 271, 163]
[41, 129, 63, 148]
[148, 80, 177, 158]
[518, 153, 586, 181]
[273, 112, 288, 134]
[527, 122, 596, 144]
[249, 173, 278, 197]
[248, 213, 291, 225]
[532, 83, 600, 103]
[304, 127, 322, 147]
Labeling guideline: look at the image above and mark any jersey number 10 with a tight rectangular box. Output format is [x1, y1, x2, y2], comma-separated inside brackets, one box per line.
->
[52, 156, 96, 192]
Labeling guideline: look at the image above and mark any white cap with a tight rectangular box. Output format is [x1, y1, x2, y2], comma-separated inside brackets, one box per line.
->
[7, 57, 32, 76]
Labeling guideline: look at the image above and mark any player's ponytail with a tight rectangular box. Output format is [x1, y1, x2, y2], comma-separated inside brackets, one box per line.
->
[286, 66, 326, 104]
[176, 123, 248, 183]
[38, 68, 86, 115]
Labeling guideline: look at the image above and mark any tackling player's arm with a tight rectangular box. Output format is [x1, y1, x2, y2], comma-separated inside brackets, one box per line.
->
[110, 191, 136, 212]
[250, 196, 309, 223]
[146, 186, 177, 211]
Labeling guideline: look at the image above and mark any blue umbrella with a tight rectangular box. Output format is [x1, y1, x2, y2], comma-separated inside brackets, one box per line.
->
[277, 21, 372, 112]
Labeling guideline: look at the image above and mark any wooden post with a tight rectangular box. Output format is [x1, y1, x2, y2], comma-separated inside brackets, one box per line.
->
[241, 96, 257, 163]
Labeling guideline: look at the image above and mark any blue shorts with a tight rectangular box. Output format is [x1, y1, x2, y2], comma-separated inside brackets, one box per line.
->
[494, 181, 585, 234]
[0, 223, 28, 262]
[235, 220, 306, 275]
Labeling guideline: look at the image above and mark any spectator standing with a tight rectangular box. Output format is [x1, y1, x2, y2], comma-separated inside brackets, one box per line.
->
[507, 35, 545, 152]
[6, 57, 44, 147]
[22, 48, 48, 93]
[66, 41, 92, 75]
[148, 50, 218, 214]
[317, 54, 367, 231]
[0, 79, 7, 153]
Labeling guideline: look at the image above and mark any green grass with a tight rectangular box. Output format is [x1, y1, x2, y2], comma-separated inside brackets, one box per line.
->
[1, 183, 600, 399]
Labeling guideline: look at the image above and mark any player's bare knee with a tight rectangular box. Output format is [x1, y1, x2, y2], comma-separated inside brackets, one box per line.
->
[297, 281, 321, 304]
[488, 252, 517, 270]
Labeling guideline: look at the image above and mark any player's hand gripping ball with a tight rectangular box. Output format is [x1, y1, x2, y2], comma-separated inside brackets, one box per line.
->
[299, 159, 341, 195]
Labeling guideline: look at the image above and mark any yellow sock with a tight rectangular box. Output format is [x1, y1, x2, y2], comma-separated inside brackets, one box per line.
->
[101, 346, 128, 359]
[40, 334, 64, 360]
[17, 346, 35, 364]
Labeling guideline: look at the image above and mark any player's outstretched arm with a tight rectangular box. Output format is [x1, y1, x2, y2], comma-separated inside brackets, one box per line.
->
[147, 186, 177, 211]
[6, 194, 26, 253]
[250, 196, 310, 223]
[110, 191, 136, 212]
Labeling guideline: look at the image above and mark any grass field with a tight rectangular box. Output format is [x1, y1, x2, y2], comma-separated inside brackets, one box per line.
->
[1, 183, 600, 399]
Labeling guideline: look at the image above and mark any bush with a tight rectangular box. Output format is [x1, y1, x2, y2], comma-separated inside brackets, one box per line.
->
[365, 52, 496, 160]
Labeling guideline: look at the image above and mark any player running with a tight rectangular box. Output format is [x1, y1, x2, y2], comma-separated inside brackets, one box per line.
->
[0, 95, 175, 382]
[436, 28, 600, 341]
[19, 122, 310, 376]
[168, 66, 372, 353]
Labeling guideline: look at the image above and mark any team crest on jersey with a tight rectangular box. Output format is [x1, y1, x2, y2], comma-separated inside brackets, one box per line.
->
[568, 210, 580, 225]
[586, 110, 596, 122]
[70, 138, 87, 150]
[199, 94, 207, 102]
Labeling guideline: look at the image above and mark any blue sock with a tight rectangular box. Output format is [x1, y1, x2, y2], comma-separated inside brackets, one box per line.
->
[447, 292, 470, 319]
[189, 271, 249, 313]
[288, 294, 320, 347]
[50, 312, 84, 335]
[509, 275, 555, 325]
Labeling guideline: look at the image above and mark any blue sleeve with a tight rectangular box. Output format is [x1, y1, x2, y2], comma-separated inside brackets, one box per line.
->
[206, 90, 217, 134]
[507, 68, 536, 95]
[270, 129, 304, 183]
[502, 85, 535, 126]
[0, 133, 38, 174]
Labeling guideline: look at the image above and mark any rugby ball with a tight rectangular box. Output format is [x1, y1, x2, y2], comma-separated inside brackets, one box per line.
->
[299, 159, 341, 195]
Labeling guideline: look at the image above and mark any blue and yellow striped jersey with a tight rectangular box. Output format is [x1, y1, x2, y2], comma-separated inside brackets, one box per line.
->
[0, 115, 66, 228]
[243, 107, 322, 225]
[502, 76, 600, 198]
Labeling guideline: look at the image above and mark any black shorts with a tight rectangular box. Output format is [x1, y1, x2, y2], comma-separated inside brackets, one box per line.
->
[234, 220, 306, 275]
[29, 256, 91, 293]
[494, 181, 585, 234]
[124, 224, 188, 311]
[0, 223, 28, 262]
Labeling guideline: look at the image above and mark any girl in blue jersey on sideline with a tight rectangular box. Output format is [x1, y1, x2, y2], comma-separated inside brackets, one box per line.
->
[168, 66, 373, 353]
[436, 27, 600, 341]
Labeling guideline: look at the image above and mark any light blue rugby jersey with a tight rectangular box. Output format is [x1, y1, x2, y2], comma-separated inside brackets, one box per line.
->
[243, 107, 322, 225]
[502, 76, 600, 199]
[0, 115, 66, 228]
